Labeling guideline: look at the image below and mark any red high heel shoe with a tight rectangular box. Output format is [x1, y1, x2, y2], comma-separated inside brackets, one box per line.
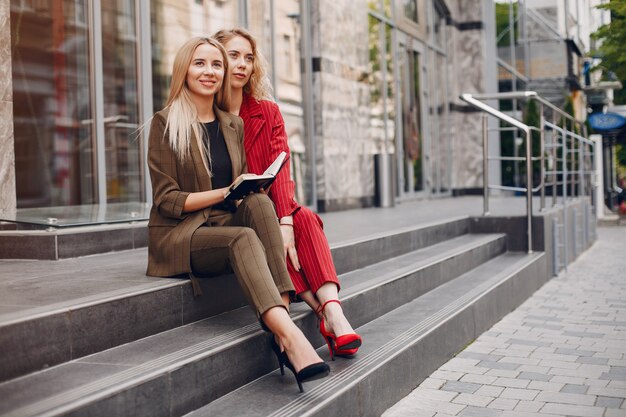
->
[317, 300, 362, 360]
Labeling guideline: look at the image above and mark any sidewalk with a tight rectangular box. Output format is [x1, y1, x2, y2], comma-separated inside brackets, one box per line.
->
[382, 226, 626, 417]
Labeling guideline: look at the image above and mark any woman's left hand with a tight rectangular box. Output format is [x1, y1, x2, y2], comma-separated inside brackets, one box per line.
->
[280, 224, 300, 271]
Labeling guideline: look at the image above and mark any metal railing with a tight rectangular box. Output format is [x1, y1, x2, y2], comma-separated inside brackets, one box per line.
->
[460, 91, 597, 254]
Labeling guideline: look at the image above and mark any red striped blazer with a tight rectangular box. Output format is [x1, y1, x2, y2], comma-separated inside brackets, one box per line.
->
[239, 94, 300, 219]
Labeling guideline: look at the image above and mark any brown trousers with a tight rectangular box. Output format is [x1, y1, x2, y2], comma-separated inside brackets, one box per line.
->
[190, 193, 293, 318]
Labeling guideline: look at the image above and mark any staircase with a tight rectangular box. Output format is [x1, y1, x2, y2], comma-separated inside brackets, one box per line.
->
[0, 208, 550, 417]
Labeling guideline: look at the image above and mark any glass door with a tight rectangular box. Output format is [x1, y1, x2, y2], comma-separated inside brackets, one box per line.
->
[396, 33, 428, 199]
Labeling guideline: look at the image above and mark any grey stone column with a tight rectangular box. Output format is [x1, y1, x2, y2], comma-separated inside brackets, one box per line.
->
[0, 0, 16, 218]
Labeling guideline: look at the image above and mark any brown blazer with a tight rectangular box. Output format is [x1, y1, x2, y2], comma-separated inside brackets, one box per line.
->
[146, 106, 246, 277]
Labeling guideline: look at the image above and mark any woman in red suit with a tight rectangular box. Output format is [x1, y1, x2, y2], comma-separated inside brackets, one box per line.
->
[214, 28, 362, 358]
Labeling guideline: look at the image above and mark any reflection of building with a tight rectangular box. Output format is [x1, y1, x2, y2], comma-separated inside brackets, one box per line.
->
[2, 0, 502, 222]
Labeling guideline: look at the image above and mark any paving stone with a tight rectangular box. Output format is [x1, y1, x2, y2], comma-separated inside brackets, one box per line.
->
[550, 375, 586, 385]
[479, 361, 521, 371]
[493, 349, 533, 358]
[587, 387, 626, 398]
[555, 348, 595, 357]
[457, 352, 505, 362]
[475, 385, 505, 397]
[576, 356, 609, 365]
[596, 396, 623, 409]
[517, 372, 552, 382]
[430, 370, 466, 381]
[419, 378, 447, 390]
[485, 369, 521, 378]
[493, 377, 530, 389]
[604, 409, 626, 417]
[441, 381, 482, 394]
[499, 388, 540, 401]
[452, 393, 494, 407]
[500, 357, 541, 366]
[527, 381, 565, 392]
[538, 359, 580, 369]
[540, 403, 604, 417]
[486, 398, 519, 411]
[459, 374, 498, 385]
[535, 391, 596, 406]
[559, 384, 588, 394]
[458, 406, 501, 417]
[513, 400, 544, 413]
[499, 411, 562, 417]
[517, 365, 551, 374]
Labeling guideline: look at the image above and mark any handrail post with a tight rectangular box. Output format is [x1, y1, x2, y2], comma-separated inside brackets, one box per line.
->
[579, 136, 584, 199]
[552, 113, 557, 207]
[539, 102, 546, 212]
[525, 128, 533, 254]
[483, 113, 490, 216]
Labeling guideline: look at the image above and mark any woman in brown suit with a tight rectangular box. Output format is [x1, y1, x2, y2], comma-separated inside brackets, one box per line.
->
[146, 37, 328, 391]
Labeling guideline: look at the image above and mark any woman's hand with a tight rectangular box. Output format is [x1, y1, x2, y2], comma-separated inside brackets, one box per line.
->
[280, 223, 300, 271]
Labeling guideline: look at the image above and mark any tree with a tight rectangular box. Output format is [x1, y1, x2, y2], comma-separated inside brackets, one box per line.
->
[591, 1, 626, 105]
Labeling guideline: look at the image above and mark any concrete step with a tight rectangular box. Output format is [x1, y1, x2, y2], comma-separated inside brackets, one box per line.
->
[188, 252, 546, 417]
[0, 217, 470, 382]
[0, 233, 505, 417]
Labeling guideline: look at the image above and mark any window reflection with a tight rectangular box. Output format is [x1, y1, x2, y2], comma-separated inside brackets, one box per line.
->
[101, 0, 142, 202]
[403, 0, 418, 23]
[11, 0, 95, 207]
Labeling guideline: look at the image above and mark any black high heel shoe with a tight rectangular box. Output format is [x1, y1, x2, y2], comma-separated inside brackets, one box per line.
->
[269, 337, 330, 393]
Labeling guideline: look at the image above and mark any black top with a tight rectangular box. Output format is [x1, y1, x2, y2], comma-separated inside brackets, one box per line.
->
[203, 120, 234, 211]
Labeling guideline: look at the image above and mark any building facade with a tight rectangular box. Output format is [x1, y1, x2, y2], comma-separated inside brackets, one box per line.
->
[0, 0, 498, 224]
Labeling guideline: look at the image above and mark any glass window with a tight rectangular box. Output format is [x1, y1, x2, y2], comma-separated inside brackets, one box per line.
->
[403, 0, 418, 23]
[101, 0, 143, 202]
[150, 0, 240, 112]
[11, 0, 95, 207]
[401, 49, 423, 192]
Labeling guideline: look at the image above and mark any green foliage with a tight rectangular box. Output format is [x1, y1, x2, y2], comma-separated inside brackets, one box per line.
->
[592, 1, 626, 104]
[495, 2, 518, 48]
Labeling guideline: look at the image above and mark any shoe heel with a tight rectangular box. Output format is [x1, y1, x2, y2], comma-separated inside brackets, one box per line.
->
[325, 337, 335, 361]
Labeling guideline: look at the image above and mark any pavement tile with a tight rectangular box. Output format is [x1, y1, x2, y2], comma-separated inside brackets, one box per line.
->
[452, 393, 494, 407]
[506, 339, 550, 348]
[479, 361, 521, 371]
[559, 384, 588, 394]
[475, 385, 505, 397]
[527, 381, 565, 392]
[441, 381, 482, 394]
[587, 387, 626, 398]
[487, 398, 519, 410]
[539, 403, 604, 417]
[459, 374, 498, 385]
[500, 388, 540, 401]
[419, 378, 447, 390]
[537, 359, 580, 369]
[576, 356, 609, 365]
[608, 360, 626, 367]
[554, 348, 594, 357]
[604, 409, 626, 417]
[607, 380, 626, 389]
[549, 375, 585, 385]
[596, 396, 623, 409]
[518, 372, 552, 382]
[493, 349, 534, 358]
[500, 357, 541, 366]
[457, 352, 505, 362]
[430, 370, 465, 381]
[493, 377, 530, 389]
[513, 400, 544, 413]
[518, 365, 552, 374]
[583, 378, 608, 388]
[458, 406, 501, 417]
[499, 411, 562, 417]
[486, 369, 521, 378]
[535, 391, 596, 406]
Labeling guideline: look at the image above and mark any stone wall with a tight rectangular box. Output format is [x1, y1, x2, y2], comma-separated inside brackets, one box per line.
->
[446, 0, 499, 192]
[0, 0, 16, 218]
[312, 0, 374, 211]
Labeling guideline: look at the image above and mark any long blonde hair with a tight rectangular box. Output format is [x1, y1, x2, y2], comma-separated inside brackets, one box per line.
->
[165, 37, 231, 161]
[213, 28, 273, 103]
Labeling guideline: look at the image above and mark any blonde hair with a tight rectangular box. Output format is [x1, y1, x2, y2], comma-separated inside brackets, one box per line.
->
[165, 37, 231, 161]
[213, 28, 273, 103]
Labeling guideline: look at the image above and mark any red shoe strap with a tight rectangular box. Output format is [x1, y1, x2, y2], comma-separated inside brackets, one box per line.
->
[319, 299, 341, 315]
